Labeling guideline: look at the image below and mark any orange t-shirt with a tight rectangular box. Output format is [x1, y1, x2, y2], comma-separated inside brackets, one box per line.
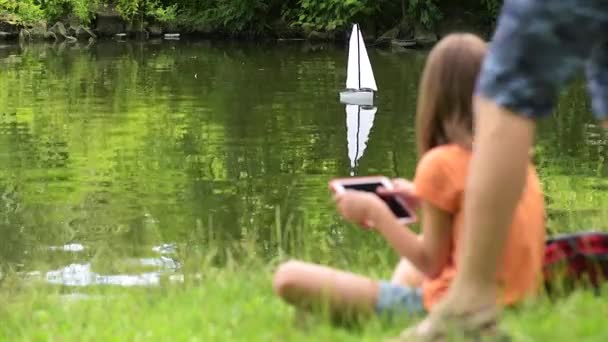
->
[413, 144, 545, 311]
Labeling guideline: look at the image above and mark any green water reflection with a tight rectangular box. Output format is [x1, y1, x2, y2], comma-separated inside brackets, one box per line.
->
[0, 40, 605, 287]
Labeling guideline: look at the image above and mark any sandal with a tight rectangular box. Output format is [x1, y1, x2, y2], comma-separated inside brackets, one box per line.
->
[387, 306, 511, 342]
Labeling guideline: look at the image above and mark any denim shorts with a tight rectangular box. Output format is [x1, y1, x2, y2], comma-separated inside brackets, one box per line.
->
[375, 281, 425, 317]
[476, 0, 608, 121]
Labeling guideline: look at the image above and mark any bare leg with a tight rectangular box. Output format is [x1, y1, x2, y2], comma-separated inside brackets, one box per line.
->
[273, 260, 380, 319]
[391, 258, 425, 288]
[399, 96, 536, 340]
[602, 119, 608, 129]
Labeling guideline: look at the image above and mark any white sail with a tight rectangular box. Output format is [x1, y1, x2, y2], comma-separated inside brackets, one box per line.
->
[345, 24, 360, 90]
[344, 24, 377, 91]
[346, 104, 377, 170]
[357, 28, 378, 91]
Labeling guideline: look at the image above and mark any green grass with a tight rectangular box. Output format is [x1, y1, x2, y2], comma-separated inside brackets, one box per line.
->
[1, 178, 607, 341]
[1, 262, 607, 341]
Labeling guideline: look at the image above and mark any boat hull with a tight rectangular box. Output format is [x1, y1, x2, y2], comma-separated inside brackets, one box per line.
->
[339, 90, 374, 106]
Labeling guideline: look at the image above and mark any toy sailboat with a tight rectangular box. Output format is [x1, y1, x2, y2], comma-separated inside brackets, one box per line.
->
[346, 104, 377, 175]
[339, 24, 378, 106]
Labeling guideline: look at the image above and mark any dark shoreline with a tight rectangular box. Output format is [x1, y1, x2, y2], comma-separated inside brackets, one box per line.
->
[1, 13, 492, 50]
[0, 35, 439, 57]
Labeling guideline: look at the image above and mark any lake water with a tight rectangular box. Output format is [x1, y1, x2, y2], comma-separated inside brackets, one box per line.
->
[0, 40, 606, 289]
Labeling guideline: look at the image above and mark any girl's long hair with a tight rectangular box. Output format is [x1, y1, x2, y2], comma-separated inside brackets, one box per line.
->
[416, 33, 487, 157]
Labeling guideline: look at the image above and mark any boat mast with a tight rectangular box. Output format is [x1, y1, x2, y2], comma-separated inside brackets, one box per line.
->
[356, 24, 361, 90]
[355, 105, 361, 169]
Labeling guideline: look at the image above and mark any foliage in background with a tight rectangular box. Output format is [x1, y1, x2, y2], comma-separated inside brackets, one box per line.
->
[480, 0, 501, 26]
[39, 0, 99, 24]
[174, 0, 273, 34]
[481, 0, 501, 17]
[115, 0, 177, 23]
[408, 0, 442, 29]
[0, 0, 44, 24]
[0, 0, 504, 35]
[283, 0, 374, 32]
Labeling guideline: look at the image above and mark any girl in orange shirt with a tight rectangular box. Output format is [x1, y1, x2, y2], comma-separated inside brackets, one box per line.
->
[273, 33, 545, 326]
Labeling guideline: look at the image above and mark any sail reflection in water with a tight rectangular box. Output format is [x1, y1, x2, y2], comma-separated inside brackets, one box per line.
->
[346, 104, 377, 175]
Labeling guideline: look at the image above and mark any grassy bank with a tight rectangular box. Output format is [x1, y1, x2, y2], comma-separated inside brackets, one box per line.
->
[1, 178, 607, 341]
[1, 261, 606, 341]
[0, 205, 606, 340]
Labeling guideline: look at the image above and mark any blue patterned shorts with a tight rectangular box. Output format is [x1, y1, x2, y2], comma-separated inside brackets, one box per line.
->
[476, 0, 608, 120]
[375, 281, 425, 317]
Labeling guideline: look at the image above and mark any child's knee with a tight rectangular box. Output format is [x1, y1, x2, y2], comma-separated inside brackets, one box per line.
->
[272, 260, 303, 297]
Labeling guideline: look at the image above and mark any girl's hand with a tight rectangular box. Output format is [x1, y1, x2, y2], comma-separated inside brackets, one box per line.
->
[334, 190, 392, 229]
[377, 178, 420, 210]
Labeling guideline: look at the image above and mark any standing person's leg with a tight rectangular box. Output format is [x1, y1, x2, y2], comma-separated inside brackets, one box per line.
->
[449, 98, 535, 295]
[396, 1, 608, 340]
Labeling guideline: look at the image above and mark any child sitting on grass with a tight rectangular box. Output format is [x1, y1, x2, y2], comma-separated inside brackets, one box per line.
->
[272, 33, 546, 332]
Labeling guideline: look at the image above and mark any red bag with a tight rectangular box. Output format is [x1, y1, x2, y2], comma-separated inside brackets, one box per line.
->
[543, 231, 608, 295]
